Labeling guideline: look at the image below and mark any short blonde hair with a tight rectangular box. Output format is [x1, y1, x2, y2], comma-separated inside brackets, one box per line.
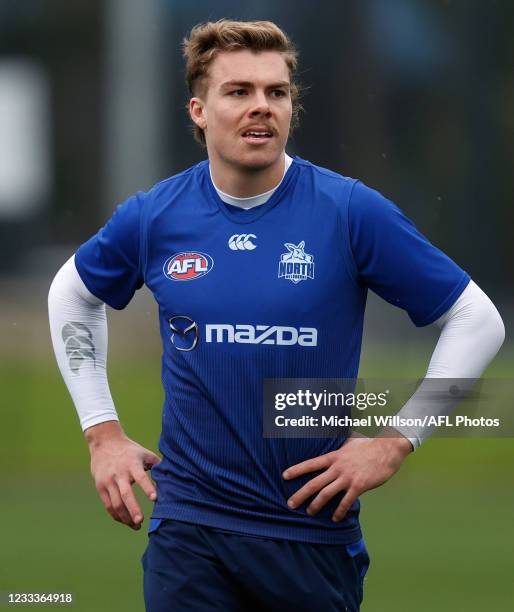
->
[182, 19, 302, 144]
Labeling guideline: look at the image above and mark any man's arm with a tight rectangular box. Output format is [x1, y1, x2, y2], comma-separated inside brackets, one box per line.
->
[48, 256, 161, 530]
[392, 280, 505, 447]
[283, 280, 504, 521]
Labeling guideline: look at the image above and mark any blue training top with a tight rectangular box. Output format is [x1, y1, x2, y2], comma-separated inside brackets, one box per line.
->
[75, 156, 470, 544]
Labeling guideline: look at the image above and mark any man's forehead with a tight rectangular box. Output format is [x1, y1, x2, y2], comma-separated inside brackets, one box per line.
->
[208, 50, 290, 85]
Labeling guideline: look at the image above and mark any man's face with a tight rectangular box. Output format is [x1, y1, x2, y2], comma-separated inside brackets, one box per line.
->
[190, 49, 293, 171]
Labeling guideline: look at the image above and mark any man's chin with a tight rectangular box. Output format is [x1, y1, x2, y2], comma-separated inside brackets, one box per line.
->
[233, 149, 283, 172]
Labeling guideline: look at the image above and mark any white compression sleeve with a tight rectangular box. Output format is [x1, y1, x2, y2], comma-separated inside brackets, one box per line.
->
[393, 280, 505, 450]
[48, 255, 119, 431]
[427, 280, 505, 378]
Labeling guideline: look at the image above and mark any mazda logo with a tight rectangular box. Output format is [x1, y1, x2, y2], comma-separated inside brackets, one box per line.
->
[169, 315, 199, 352]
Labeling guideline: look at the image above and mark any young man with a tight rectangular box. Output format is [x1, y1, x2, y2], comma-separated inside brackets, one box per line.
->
[49, 20, 504, 612]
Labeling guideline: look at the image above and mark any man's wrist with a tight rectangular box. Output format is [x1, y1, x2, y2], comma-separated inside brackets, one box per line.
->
[84, 420, 126, 449]
[375, 426, 414, 457]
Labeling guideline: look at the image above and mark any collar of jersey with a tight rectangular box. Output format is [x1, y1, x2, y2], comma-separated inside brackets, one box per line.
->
[204, 155, 299, 224]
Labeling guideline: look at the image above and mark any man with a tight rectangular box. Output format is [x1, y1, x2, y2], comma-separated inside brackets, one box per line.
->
[48, 19, 504, 611]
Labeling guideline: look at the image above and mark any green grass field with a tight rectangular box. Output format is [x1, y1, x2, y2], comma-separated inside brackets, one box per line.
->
[1, 346, 513, 611]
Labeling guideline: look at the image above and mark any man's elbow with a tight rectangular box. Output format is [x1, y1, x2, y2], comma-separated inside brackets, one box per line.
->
[482, 302, 506, 358]
[491, 308, 505, 352]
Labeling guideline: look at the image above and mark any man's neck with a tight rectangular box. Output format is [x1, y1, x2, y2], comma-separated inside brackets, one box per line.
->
[209, 153, 286, 198]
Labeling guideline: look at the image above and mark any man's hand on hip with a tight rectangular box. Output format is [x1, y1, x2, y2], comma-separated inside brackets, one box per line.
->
[85, 421, 161, 530]
[282, 427, 412, 522]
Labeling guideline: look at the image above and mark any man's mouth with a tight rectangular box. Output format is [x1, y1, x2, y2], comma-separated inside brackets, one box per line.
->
[241, 129, 273, 142]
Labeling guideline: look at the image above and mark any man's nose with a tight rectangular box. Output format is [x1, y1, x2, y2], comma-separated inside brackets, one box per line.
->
[249, 91, 271, 115]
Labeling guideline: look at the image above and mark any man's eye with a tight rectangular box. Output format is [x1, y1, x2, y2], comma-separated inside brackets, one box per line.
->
[271, 90, 287, 98]
[230, 89, 247, 96]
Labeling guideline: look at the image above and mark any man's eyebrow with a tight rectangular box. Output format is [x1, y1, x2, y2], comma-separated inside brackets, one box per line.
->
[220, 80, 290, 90]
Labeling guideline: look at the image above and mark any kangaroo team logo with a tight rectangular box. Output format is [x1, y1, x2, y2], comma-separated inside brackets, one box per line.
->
[278, 241, 315, 284]
[163, 252, 213, 281]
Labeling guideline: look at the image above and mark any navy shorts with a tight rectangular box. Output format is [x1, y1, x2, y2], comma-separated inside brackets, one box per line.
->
[141, 519, 370, 612]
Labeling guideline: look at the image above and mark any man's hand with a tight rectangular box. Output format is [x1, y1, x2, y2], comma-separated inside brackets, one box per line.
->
[282, 428, 412, 522]
[85, 421, 161, 530]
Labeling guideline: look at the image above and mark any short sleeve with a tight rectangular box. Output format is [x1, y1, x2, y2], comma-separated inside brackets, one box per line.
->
[348, 181, 470, 326]
[74, 192, 146, 309]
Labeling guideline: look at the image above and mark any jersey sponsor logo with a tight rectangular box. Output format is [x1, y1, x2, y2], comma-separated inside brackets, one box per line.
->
[163, 251, 213, 281]
[206, 324, 318, 346]
[168, 315, 199, 352]
[278, 241, 315, 284]
[228, 234, 257, 250]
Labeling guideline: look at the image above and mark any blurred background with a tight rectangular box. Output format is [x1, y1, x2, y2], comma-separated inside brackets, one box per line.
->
[1, 1, 512, 610]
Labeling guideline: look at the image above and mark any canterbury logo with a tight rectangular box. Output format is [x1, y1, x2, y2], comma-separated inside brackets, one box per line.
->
[228, 234, 257, 250]
[62, 322, 96, 373]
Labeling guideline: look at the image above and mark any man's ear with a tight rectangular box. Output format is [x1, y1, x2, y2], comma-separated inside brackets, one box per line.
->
[189, 98, 207, 130]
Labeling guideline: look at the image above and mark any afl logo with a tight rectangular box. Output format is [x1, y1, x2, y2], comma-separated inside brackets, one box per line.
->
[163, 252, 214, 281]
